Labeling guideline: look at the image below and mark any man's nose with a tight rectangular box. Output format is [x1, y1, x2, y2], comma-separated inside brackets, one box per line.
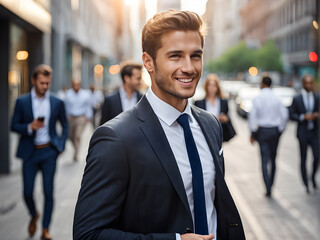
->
[180, 57, 195, 75]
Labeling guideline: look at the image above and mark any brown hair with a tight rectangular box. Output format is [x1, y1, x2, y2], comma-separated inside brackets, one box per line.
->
[142, 9, 206, 60]
[120, 61, 143, 83]
[203, 74, 223, 98]
[32, 64, 52, 80]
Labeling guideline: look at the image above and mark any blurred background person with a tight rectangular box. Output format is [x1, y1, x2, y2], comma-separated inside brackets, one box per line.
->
[56, 85, 67, 101]
[289, 74, 319, 193]
[65, 79, 92, 162]
[249, 75, 288, 197]
[89, 84, 104, 128]
[11, 64, 68, 240]
[194, 74, 236, 142]
[100, 61, 143, 125]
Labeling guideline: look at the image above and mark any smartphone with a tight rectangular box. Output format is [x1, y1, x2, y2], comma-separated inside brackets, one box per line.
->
[37, 116, 45, 122]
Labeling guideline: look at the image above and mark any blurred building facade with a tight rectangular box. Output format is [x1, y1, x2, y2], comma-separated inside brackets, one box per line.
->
[0, 0, 145, 174]
[203, 0, 248, 62]
[157, 0, 181, 12]
[241, 0, 318, 85]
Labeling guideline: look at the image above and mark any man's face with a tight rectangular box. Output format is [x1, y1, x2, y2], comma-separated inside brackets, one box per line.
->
[72, 81, 81, 92]
[32, 74, 51, 97]
[125, 68, 142, 91]
[146, 30, 203, 111]
[303, 76, 314, 92]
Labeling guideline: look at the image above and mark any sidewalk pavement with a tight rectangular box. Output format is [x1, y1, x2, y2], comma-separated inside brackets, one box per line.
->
[0, 123, 94, 240]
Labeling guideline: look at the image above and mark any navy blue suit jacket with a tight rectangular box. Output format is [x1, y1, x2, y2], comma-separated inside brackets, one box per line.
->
[74, 96, 245, 240]
[100, 90, 142, 125]
[11, 93, 69, 161]
[289, 93, 319, 139]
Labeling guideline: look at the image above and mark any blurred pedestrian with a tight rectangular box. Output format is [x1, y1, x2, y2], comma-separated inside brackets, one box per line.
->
[89, 84, 104, 128]
[65, 79, 92, 161]
[11, 64, 68, 240]
[289, 74, 319, 193]
[74, 10, 245, 240]
[194, 74, 236, 142]
[249, 75, 288, 197]
[100, 61, 143, 125]
[56, 85, 67, 101]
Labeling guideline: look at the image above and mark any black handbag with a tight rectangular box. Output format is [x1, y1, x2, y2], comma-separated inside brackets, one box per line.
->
[222, 120, 236, 142]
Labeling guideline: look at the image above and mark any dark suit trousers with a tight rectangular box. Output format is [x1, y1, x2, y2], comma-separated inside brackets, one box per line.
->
[298, 130, 319, 187]
[257, 127, 280, 194]
[23, 146, 58, 228]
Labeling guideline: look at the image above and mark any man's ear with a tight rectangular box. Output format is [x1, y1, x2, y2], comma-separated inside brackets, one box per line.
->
[142, 52, 154, 73]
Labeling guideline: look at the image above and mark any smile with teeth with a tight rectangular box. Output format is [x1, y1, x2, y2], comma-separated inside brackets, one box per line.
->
[176, 78, 193, 83]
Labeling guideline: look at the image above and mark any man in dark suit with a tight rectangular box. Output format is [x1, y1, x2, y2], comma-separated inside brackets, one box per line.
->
[289, 74, 319, 193]
[11, 64, 68, 240]
[100, 62, 143, 125]
[74, 10, 245, 240]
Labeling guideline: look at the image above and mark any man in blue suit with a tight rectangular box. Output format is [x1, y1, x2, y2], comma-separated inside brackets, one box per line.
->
[11, 64, 68, 240]
[74, 10, 245, 240]
[100, 62, 143, 125]
[289, 74, 319, 193]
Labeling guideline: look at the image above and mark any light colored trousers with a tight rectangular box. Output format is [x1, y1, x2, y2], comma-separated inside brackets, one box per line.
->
[68, 115, 87, 160]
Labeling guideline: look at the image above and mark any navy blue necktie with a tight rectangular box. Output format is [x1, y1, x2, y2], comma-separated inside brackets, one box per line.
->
[177, 113, 209, 235]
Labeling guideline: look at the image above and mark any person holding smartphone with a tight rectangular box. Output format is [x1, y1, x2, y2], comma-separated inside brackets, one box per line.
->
[11, 64, 68, 240]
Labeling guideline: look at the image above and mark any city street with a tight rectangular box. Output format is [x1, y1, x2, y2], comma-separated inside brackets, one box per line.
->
[0, 101, 319, 240]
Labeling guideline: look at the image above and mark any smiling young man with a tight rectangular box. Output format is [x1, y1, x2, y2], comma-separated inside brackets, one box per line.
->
[74, 10, 245, 240]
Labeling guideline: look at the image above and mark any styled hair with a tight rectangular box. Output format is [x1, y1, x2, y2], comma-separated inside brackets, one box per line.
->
[32, 64, 52, 80]
[142, 9, 206, 60]
[203, 73, 223, 98]
[261, 76, 272, 87]
[120, 61, 143, 83]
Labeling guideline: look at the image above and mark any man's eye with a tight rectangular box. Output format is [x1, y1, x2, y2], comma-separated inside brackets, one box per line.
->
[192, 54, 202, 58]
[170, 54, 180, 58]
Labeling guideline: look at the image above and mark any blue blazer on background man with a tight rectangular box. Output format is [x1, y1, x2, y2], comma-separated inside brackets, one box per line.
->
[74, 96, 245, 240]
[100, 90, 142, 125]
[11, 93, 69, 160]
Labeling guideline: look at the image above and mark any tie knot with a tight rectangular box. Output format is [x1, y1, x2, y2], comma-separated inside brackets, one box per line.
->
[177, 113, 190, 129]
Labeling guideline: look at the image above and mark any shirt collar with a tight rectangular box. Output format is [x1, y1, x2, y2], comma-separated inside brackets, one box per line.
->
[301, 88, 312, 96]
[31, 88, 50, 100]
[145, 88, 193, 126]
[120, 86, 137, 99]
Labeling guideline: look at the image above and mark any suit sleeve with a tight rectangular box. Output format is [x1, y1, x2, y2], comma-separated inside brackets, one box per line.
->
[289, 97, 302, 122]
[11, 98, 33, 136]
[73, 126, 175, 240]
[57, 100, 69, 152]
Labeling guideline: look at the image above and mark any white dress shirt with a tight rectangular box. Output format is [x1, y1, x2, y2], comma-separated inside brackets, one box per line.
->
[146, 88, 217, 239]
[249, 88, 288, 132]
[65, 88, 92, 118]
[206, 98, 221, 117]
[301, 89, 315, 129]
[119, 87, 138, 111]
[31, 88, 51, 145]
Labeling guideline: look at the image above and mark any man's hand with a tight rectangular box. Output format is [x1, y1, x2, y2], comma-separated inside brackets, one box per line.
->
[250, 136, 255, 145]
[30, 119, 45, 130]
[181, 233, 214, 240]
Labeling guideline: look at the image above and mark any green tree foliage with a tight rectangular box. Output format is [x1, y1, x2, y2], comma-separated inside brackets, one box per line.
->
[205, 40, 283, 74]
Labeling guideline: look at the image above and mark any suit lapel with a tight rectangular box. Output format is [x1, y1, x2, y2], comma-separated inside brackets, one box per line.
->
[136, 97, 192, 218]
[26, 93, 34, 121]
[115, 91, 123, 112]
